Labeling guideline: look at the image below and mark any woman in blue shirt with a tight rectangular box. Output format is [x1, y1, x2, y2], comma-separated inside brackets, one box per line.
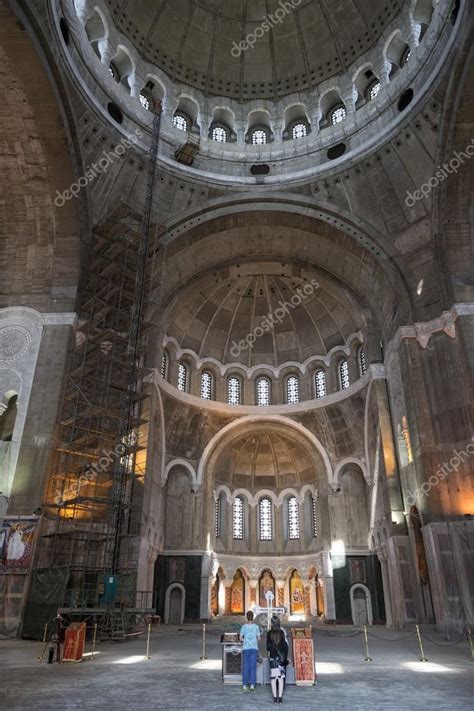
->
[240, 610, 261, 691]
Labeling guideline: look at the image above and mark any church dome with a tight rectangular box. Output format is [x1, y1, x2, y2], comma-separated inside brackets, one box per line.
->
[104, 0, 404, 100]
[163, 263, 362, 367]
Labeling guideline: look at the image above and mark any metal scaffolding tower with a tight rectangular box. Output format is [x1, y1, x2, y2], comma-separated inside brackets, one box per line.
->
[30, 104, 163, 636]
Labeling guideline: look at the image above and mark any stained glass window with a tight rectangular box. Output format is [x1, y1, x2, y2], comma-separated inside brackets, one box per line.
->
[330, 105, 347, 125]
[288, 497, 300, 540]
[228, 376, 241, 405]
[312, 496, 318, 537]
[368, 81, 381, 100]
[177, 363, 188, 392]
[173, 113, 189, 132]
[286, 375, 300, 404]
[160, 351, 168, 379]
[201, 370, 213, 400]
[252, 129, 268, 145]
[256, 377, 271, 406]
[292, 122, 308, 139]
[212, 126, 227, 143]
[215, 498, 221, 538]
[259, 498, 273, 540]
[139, 92, 150, 110]
[315, 369, 327, 398]
[232, 497, 244, 539]
[339, 359, 350, 390]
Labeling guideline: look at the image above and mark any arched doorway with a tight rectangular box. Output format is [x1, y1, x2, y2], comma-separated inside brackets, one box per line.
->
[350, 584, 373, 626]
[165, 583, 185, 624]
[289, 570, 305, 616]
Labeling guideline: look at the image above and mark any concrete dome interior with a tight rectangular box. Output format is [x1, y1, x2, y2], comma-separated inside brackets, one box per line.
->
[212, 428, 317, 491]
[162, 261, 363, 367]
[104, 0, 405, 100]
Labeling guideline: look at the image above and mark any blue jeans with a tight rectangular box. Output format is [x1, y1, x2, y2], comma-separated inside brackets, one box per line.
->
[242, 648, 258, 686]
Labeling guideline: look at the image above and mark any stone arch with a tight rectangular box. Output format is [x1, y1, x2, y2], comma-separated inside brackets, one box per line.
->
[163, 458, 197, 489]
[198, 415, 333, 490]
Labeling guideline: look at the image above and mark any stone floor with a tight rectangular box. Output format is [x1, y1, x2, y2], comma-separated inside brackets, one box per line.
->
[0, 624, 472, 710]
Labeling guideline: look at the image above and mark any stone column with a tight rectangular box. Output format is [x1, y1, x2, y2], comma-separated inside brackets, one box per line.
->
[304, 584, 311, 618]
[377, 547, 393, 628]
[321, 552, 336, 621]
[220, 580, 232, 616]
[249, 580, 258, 609]
[276, 580, 285, 608]
[200, 552, 212, 620]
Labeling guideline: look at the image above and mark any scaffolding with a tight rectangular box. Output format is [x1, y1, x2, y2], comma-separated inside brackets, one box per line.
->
[30, 106, 163, 637]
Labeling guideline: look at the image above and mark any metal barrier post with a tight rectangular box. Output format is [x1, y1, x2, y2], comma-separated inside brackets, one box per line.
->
[38, 623, 48, 662]
[416, 625, 428, 662]
[91, 623, 98, 660]
[200, 623, 208, 660]
[364, 625, 373, 661]
[145, 622, 152, 660]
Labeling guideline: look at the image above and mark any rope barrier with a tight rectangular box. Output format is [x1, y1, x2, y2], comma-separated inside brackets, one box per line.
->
[420, 631, 466, 647]
[367, 629, 417, 641]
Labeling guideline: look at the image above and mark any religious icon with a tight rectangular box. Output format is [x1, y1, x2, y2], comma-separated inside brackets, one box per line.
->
[290, 570, 305, 615]
[231, 569, 245, 614]
[259, 569, 275, 607]
[1, 519, 36, 571]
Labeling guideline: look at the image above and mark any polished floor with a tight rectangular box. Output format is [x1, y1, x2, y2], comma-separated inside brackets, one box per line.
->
[0, 624, 472, 710]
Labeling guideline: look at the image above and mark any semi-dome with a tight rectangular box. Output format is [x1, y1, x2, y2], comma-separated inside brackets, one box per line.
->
[163, 263, 362, 367]
[104, 0, 404, 100]
[213, 430, 316, 490]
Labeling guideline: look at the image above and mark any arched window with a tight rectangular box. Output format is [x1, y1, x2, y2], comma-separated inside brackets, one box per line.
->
[228, 376, 241, 405]
[329, 104, 347, 125]
[367, 80, 381, 100]
[292, 122, 308, 139]
[359, 347, 367, 376]
[339, 359, 350, 390]
[211, 125, 228, 143]
[232, 496, 244, 540]
[215, 497, 221, 538]
[259, 498, 273, 540]
[160, 351, 168, 379]
[286, 375, 300, 405]
[200, 370, 214, 400]
[177, 363, 188, 392]
[256, 377, 271, 406]
[251, 128, 268, 146]
[173, 113, 189, 132]
[139, 91, 151, 110]
[312, 496, 318, 538]
[314, 370, 327, 399]
[288, 497, 300, 540]
[109, 63, 119, 81]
